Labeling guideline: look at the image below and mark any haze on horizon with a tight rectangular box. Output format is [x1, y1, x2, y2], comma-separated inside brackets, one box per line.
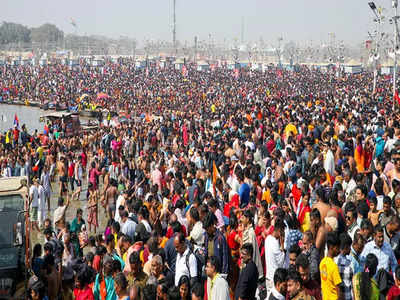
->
[2, 0, 386, 46]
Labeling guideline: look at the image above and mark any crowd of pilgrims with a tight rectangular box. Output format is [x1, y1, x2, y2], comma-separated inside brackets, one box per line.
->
[2, 61, 400, 300]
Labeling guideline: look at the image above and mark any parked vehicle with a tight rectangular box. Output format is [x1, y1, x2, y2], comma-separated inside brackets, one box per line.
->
[0, 176, 29, 297]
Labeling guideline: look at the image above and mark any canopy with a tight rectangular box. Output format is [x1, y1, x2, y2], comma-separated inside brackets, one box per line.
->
[96, 93, 110, 100]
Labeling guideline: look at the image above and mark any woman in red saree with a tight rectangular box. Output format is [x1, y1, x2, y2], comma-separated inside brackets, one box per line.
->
[226, 212, 240, 299]
[297, 193, 311, 232]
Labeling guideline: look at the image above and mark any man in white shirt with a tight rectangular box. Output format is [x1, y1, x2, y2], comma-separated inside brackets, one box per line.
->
[40, 165, 52, 212]
[37, 182, 46, 228]
[120, 210, 136, 241]
[265, 219, 286, 292]
[205, 256, 230, 300]
[226, 172, 240, 193]
[343, 169, 357, 202]
[29, 179, 40, 232]
[188, 207, 205, 249]
[174, 232, 197, 286]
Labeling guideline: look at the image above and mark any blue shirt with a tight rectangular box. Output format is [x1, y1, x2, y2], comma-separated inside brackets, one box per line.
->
[349, 247, 365, 275]
[361, 240, 398, 275]
[238, 183, 250, 208]
[335, 254, 353, 300]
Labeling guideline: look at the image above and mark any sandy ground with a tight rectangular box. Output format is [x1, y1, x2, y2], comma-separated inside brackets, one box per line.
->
[31, 175, 109, 247]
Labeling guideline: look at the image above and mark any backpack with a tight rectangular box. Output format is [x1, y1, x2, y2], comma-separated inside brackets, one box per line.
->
[49, 238, 64, 259]
[185, 245, 206, 283]
[288, 164, 298, 179]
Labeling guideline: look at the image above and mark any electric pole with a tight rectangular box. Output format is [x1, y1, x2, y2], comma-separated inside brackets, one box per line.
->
[194, 36, 198, 63]
[173, 0, 177, 55]
[393, 0, 399, 111]
[241, 16, 244, 44]
[368, 2, 383, 94]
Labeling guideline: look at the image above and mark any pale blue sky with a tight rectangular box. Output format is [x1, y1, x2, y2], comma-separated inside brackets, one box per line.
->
[1, 0, 390, 46]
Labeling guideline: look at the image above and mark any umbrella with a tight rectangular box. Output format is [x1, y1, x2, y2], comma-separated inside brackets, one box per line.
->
[96, 93, 110, 100]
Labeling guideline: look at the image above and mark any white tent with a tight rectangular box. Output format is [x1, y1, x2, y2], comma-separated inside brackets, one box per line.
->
[344, 59, 362, 74]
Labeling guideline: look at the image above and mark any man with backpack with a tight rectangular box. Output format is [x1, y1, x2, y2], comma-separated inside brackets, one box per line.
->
[174, 232, 198, 287]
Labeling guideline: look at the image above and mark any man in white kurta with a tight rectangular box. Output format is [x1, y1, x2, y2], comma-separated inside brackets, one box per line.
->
[37, 183, 46, 228]
[206, 256, 230, 300]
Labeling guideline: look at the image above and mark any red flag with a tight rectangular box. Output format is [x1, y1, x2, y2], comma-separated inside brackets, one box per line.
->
[13, 114, 19, 128]
[44, 124, 49, 135]
[395, 91, 400, 105]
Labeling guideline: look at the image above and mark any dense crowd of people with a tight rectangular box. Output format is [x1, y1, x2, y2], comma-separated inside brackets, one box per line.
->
[2, 61, 400, 300]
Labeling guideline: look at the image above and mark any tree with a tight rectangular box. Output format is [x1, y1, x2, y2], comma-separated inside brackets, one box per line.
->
[0, 22, 31, 44]
[31, 23, 64, 45]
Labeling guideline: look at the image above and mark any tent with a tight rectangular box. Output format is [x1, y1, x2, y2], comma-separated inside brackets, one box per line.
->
[381, 59, 395, 75]
[344, 59, 363, 74]
[197, 60, 209, 71]
[174, 58, 185, 70]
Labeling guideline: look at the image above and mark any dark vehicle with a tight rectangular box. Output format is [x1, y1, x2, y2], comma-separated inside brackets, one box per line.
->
[0, 177, 29, 298]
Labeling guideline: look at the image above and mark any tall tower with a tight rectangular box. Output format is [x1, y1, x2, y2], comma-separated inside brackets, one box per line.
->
[241, 16, 244, 44]
[173, 0, 177, 54]
[194, 36, 198, 63]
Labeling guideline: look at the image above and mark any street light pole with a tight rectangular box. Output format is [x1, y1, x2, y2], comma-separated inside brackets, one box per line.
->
[393, 0, 399, 111]
[368, 2, 382, 94]
[373, 22, 379, 94]
[277, 37, 283, 67]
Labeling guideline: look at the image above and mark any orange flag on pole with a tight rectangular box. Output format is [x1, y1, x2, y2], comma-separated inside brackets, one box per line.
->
[212, 161, 219, 196]
[212, 161, 219, 185]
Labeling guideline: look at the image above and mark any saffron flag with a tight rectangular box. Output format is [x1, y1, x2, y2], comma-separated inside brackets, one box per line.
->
[212, 161, 219, 186]
[212, 160, 219, 196]
[13, 114, 19, 129]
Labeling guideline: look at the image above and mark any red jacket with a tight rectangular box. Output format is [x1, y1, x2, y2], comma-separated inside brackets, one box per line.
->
[387, 285, 400, 300]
